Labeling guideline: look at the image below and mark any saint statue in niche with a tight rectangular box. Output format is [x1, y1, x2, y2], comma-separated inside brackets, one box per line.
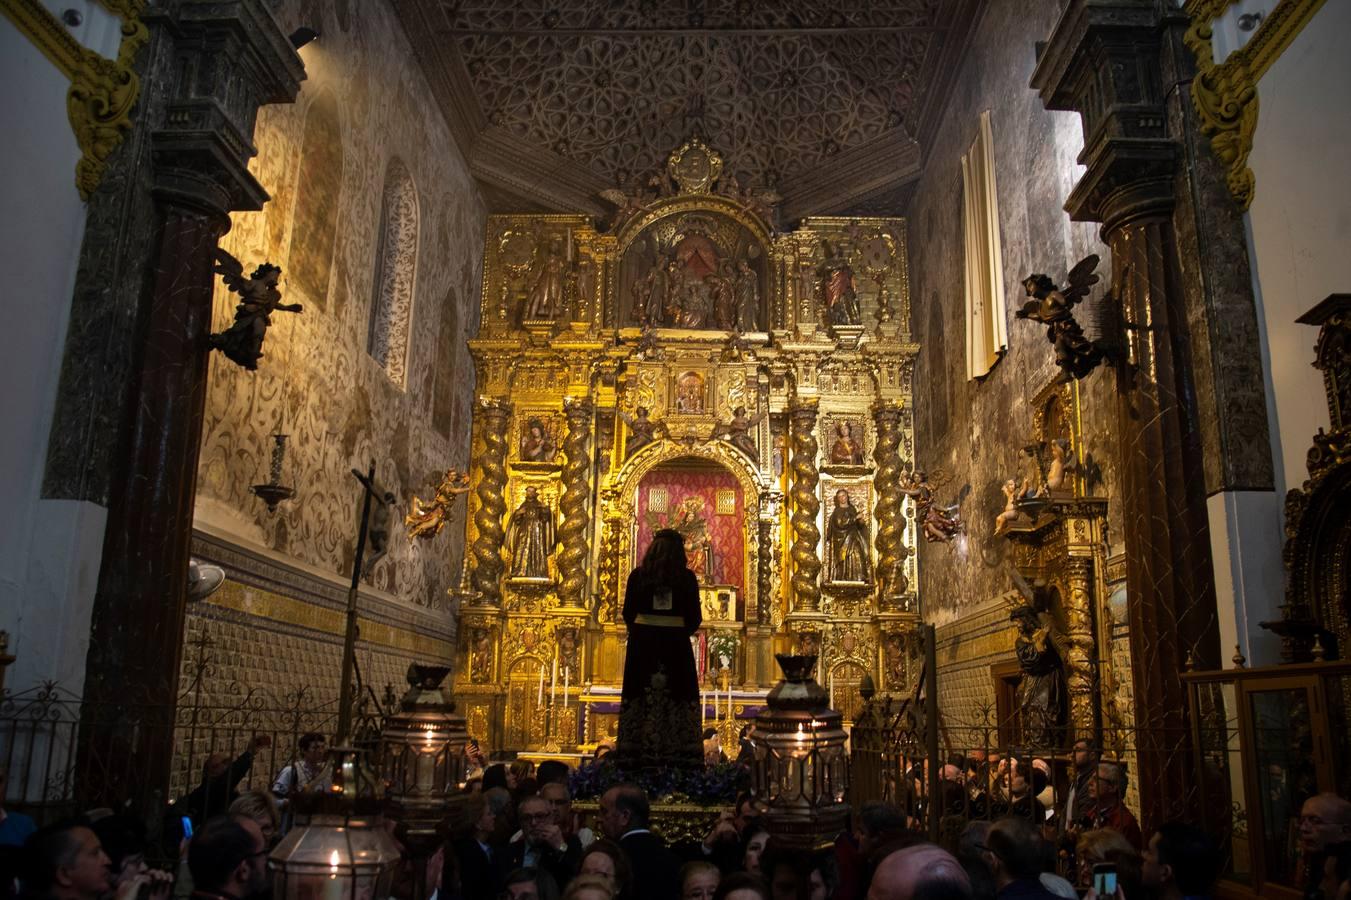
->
[675, 372, 705, 414]
[469, 627, 493, 683]
[619, 406, 665, 456]
[507, 487, 555, 580]
[671, 495, 713, 583]
[710, 261, 738, 330]
[734, 259, 758, 330]
[520, 418, 556, 462]
[819, 239, 861, 326]
[826, 488, 871, 584]
[524, 240, 566, 320]
[829, 421, 866, 465]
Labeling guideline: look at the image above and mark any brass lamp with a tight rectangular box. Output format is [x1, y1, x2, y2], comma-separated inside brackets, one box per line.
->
[378, 664, 468, 833]
[750, 654, 850, 850]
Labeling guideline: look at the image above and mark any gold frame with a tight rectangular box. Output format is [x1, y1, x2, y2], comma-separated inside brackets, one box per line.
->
[1183, 0, 1330, 209]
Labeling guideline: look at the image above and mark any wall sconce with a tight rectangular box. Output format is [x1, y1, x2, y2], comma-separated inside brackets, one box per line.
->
[749, 654, 850, 851]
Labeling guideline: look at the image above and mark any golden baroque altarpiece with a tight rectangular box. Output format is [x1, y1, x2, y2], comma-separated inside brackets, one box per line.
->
[451, 139, 921, 756]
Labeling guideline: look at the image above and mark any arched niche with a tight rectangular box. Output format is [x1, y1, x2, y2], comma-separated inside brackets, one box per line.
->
[614, 201, 772, 331]
[368, 158, 419, 388]
[287, 89, 343, 307]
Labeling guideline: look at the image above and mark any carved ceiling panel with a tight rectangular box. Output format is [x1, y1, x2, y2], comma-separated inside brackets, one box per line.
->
[400, 0, 985, 215]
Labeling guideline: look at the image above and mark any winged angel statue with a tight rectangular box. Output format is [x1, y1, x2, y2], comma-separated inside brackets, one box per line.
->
[210, 249, 302, 370]
[1016, 254, 1104, 383]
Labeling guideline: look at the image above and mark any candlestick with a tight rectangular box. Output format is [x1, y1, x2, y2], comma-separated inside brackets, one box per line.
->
[701, 690, 706, 728]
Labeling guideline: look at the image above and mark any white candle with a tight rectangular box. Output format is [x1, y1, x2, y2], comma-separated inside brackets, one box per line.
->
[537, 663, 545, 705]
[701, 691, 706, 728]
[550, 653, 558, 707]
[325, 850, 343, 900]
[829, 674, 835, 710]
[563, 666, 569, 701]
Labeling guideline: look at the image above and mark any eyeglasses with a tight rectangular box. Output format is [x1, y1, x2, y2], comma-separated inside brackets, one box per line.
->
[521, 811, 553, 822]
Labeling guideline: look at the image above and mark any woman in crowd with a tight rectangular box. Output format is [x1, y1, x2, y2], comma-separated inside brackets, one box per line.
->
[682, 861, 721, 900]
[577, 839, 632, 900]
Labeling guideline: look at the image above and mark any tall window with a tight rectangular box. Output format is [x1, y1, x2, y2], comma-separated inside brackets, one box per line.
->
[961, 110, 1007, 380]
[288, 90, 342, 307]
[368, 159, 419, 388]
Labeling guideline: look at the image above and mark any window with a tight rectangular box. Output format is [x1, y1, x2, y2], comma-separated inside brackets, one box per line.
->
[287, 90, 342, 306]
[961, 110, 1007, 380]
[367, 159, 419, 387]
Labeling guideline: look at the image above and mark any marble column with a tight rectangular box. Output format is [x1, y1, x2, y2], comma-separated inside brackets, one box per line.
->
[471, 399, 513, 605]
[78, 0, 303, 814]
[788, 399, 821, 613]
[1033, 1, 1220, 828]
[557, 397, 593, 608]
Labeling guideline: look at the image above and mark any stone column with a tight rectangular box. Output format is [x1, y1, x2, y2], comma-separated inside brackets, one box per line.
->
[471, 399, 513, 605]
[788, 399, 821, 613]
[1033, 1, 1220, 827]
[872, 403, 907, 610]
[78, 0, 303, 813]
[557, 397, 593, 608]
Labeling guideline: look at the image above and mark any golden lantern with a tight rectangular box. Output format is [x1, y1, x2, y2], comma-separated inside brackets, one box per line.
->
[378, 664, 467, 832]
[749, 654, 850, 850]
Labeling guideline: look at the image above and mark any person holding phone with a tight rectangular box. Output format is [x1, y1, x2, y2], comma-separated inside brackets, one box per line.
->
[1142, 824, 1221, 900]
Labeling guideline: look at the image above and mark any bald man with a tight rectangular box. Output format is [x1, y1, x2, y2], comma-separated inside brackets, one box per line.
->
[1301, 793, 1351, 856]
[868, 843, 973, 900]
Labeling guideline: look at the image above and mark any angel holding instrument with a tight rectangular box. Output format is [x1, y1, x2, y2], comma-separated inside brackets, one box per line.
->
[209, 249, 302, 370]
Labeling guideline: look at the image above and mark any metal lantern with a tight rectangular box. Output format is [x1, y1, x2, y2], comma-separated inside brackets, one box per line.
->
[267, 814, 400, 900]
[378, 664, 467, 834]
[750, 654, 850, 850]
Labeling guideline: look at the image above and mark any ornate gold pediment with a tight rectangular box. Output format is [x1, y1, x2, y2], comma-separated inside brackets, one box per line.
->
[667, 134, 724, 195]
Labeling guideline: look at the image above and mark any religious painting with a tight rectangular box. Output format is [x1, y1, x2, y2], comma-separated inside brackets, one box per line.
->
[517, 414, 559, 463]
[634, 462, 745, 593]
[822, 415, 868, 468]
[822, 480, 872, 586]
[674, 371, 706, 414]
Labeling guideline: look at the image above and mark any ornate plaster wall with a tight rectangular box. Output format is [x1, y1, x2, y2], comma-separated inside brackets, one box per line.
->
[907, 0, 1122, 708]
[191, 0, 485, 664]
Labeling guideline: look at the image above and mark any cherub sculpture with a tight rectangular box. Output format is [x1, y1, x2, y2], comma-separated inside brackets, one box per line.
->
[715, 405, 765, 459]
[210, 249, 302, 370]
[405, 469, 472, 540]
[1045, 438, 1077, 492]
[1016, 254, 1104, 382]
[900, 470, 964, 543]
[994, 478, 1021, 535]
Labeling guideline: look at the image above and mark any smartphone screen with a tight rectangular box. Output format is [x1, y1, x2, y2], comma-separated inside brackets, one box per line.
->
[1093, 865, 1117, 895]
[181, 816, 193, 838]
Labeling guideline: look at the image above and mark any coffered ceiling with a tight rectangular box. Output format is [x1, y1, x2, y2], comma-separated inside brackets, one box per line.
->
[394, 0, 986, 220]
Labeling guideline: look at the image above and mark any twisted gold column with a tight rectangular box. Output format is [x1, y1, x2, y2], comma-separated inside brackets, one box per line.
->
[471, 399, 512, 605]
[596, 494, 623, 623]
[872, 403, 906, 610]
[1064, 555, 1098, 739]
[789, 399, 821, 613]
[557, 397, 593, 608]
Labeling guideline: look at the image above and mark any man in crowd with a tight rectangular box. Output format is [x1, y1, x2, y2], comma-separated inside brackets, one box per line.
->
[270, 733, 329, 799]
[869, 842, 973, 900]
[1142, 823, 1221, 900]
[0, 767, 35, 848]
[540, 782, 593, 849]
[181, 735, 270, 828]
[187, 816, 268, 900]
[1299, 793, 1351, 897]
[599, 784, 680, 900]
[506, 795, 581, 889]
[1063, 740, 1099, 828]
[983, 817, 1061, 900]
[535, 761, 569, 788]
[21, 822, 113, 900]
[696, 792, 761, 872]
[1080, 762, 1141, 849]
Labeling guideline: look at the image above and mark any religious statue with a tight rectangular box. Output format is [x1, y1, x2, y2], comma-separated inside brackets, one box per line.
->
[670, 495, 713, 583]
[469, 626, 493, 683]
[883, 632, 907, 689]
[524, 241, 567, 320]
[507, 487, 555, 580]
[730, 260, 757, 329]
[829, 420, 866, 465]
[557, 627, 580, 675]
[819, 239, 861, 326]
[993, 479, 1021, 536]
[1045, 438, 1076, 492]
[405, 468, 472, 540]
[900, 470, 964, 543]
[619, 406, 665, 456]
[710, 261, 738, 330]
[209, 250, 302, 370]
[1016, 254, 1104, 382]
[675, 372, 705, 414]
[1010, 602, 1066, 748]
[716, 405, 765, 459]
[634, 252, 671, 326]
[826, 488, 872, 584]
[520, 418, 556, 462]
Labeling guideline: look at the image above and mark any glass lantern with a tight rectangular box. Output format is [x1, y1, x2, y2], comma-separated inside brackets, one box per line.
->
[377, 664, 468, 839]
[750, 654, 850, 850]
[268, 814, 400, 900]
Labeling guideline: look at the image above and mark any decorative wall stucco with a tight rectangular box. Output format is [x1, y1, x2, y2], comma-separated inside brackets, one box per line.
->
[194, 0, 485, 612]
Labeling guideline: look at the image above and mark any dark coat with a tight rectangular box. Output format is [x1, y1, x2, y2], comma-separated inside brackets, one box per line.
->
[504, 834, 582, 893]
[451, 836, 507, 899]
[621, 568, 701, 704]
[619, 831, 682, 900]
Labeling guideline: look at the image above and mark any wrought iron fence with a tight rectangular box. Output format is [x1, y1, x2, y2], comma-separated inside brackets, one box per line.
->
[0, 629, 393, 826]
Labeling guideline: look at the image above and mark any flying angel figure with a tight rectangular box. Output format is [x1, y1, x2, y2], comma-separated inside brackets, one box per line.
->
[1016, 254, 1104, 383]
[210, 248, 302, 370]
[405, 469, 472, 541]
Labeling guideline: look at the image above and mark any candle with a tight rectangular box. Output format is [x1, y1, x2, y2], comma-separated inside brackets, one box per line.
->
[701, 691, 706, 728]
[537, 663, 545, 705]
[550, 653, 558, 707]
[325, 850, 343, 900]
[563, 666, 570, 701]
[829, 674, 835, 710]
[566, 228, 573, 262]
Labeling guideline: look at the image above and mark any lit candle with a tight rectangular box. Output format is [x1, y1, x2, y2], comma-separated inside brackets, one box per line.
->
[537, 662, 545, 705]
[550, 652, 558, 707]
[416, 726, 435, 793]
[326, 850, 343, 900]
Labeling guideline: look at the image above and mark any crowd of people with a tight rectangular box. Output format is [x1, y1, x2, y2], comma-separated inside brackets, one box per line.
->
[2, 743, 1350, 900]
